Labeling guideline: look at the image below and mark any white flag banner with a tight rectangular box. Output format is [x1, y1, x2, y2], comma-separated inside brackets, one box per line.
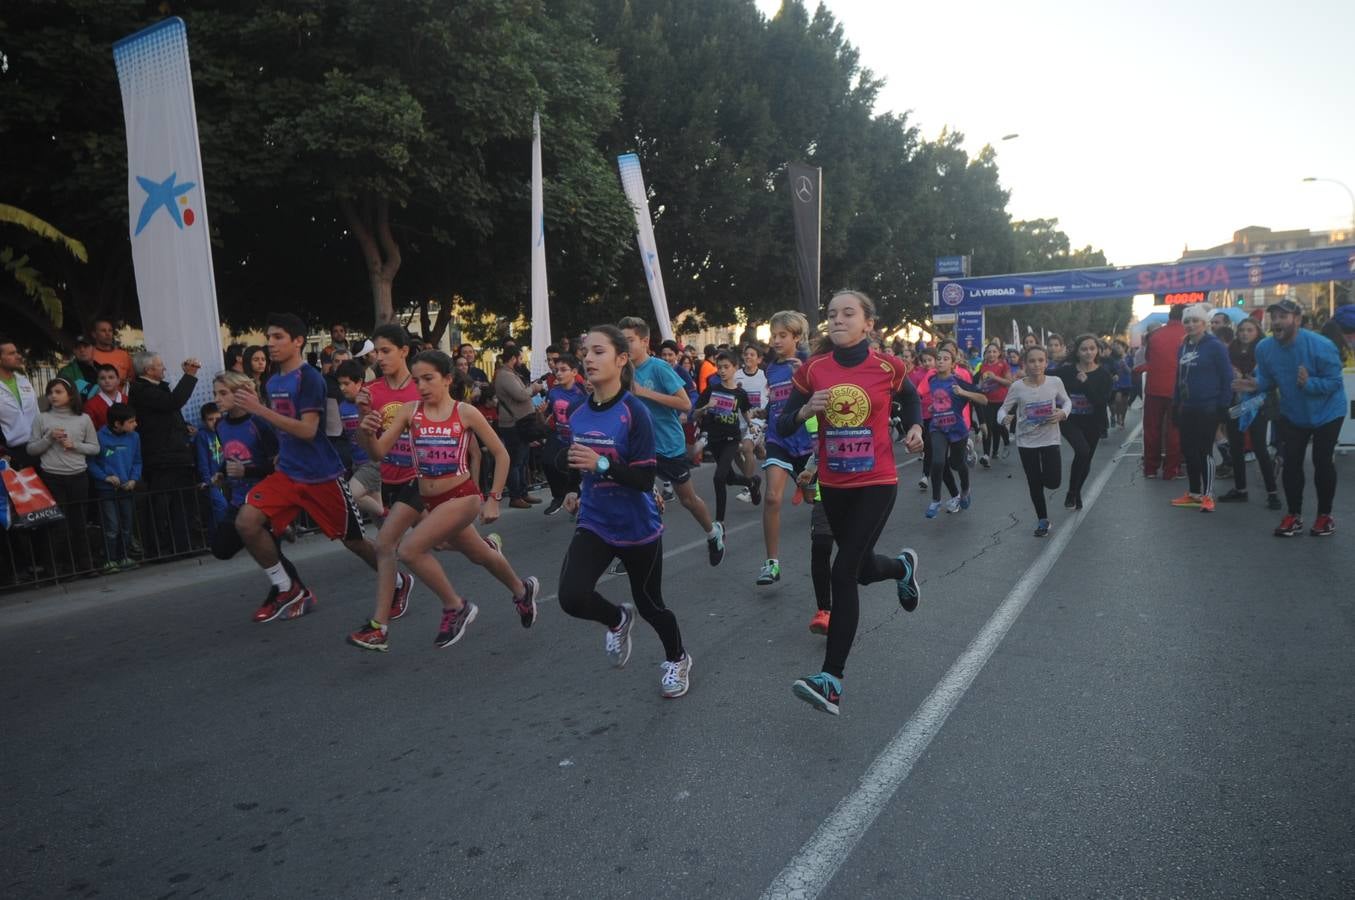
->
[529, 111, 551, 380]
[1011, 319, 1020, 349]
[114, 17, 222, 410]
[616, 153, 675, 341]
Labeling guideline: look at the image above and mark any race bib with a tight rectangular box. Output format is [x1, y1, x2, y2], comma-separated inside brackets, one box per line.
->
[414, 434, 463, 476]
[1024, 399, 1054, 425]
[932, 410, 959, 432]
[769, 382, 792, 404]
[824, 427, 873, 473]
[1070, 394, 1092, 415]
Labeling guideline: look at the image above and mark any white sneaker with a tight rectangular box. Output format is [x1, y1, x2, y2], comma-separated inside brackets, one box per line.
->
[918, 475, 929, 491]
[945, 496, 962, 514]
[660, 653, 692, 698]
[735, 489, 752, 503]
[605, 604, 634, 668]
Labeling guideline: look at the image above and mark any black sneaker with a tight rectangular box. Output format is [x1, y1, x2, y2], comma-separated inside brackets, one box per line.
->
[1063, 492, 1076, 509]
[434, 602, 478, 647]
[514, 576, 540, 628]
[1218, 489, 1248, 503]
[1266, 493, 1282, 510]
[707, 522, 725, 566]
[749, 475, 763, 506]
[1074, 493, 1083, 511]
[543, 498, 564, 517]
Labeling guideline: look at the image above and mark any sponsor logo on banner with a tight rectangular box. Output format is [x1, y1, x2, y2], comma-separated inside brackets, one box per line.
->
[794, 176, 815, 203]
[133, 171, 198, 235]
[973, 287, 1016, 297]
[940, 282, 965, 307]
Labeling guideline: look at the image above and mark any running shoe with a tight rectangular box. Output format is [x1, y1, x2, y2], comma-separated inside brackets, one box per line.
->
[1170, 493, 1202, 508]
[1218, 489, 1248, 503]
[735, 489, 752, 503]
[117, 557, 139, 571]
[347, 619, 389, 652]
[1064, 492, 1076, 509]
[608, 558, 627, 575]
[918, 475, 929, 491]
[485, 533, 503, 554]
[965, 439, 977, 468]
[605, 603, 634, 668]
[1001, 444, 1011, 460]
[1199, 495, 1216, 513]
[749, 475, 763, 506]
[895, 547, 920, 612]
[1273, 514, 1303, 537]
[434, 602, 478, 648]
[979, 454, 991, 468]
[1266, 493, 1282, 511]
[809, 609, 831, 635]
[707, 521, 725, 567]
[792, 672, 842, 716]
[925, 500, 941, 518]
[544, 498, 565, 517]
[1074, 493, 1083, 511]
[1310, 514, 1336, 537]
[660, 653, 692, 699]
[253, 582, 313, 623]
[1144, 471, 1159, 479]
[390, 571, 413, 620]
[514, 575, 540, 628]
[959, 491, 972, 510]
[945, 496, 962, 514]
[662, 482, 676, 502]
[1034, 519, 1051, 538]
[100, 561, 120, 576]
[757, 560, 781, 585]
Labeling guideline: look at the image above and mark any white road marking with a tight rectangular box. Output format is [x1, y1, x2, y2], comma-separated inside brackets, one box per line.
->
[761, 423, 1143, 900]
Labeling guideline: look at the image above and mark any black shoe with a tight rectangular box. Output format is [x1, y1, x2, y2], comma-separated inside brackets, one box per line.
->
[1074, 493, 1083, 511]
[1218, 489, 1248, 503]
[1266, 493, 1282, 511]
[749, 475, 763, 506]
[1063, 493, 1076, 509]
[543, 498, 564, 517]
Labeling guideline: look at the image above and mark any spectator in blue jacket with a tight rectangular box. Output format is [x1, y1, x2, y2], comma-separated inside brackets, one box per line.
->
[1171, 304, 1234, 512]
[194, 401, 227, 537]
[88, 403, 142, 573]
[1238, 299, 1348, 536]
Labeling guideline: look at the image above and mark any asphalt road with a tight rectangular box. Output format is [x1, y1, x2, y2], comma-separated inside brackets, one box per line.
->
[3, 410, 1353, 899]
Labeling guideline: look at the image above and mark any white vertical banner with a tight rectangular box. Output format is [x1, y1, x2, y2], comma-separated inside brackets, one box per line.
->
[616, 153, 675, 341]
[113, 17, 222, 410]
[529, 111, 552, 381]
[1012, 319, 1020, 348]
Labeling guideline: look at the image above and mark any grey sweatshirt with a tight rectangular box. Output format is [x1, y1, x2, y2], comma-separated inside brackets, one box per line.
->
[997, 376, 1073, 448]
[27, 407, 100, 474]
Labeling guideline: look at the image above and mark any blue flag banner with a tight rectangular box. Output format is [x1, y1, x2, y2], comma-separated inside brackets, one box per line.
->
[956, 310, 984, 353]
[933, 245, 1355, 313]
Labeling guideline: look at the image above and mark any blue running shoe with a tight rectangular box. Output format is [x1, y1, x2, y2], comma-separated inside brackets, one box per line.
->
[959, 491, 972, 510]
[925, 501, 941, 518]
[792, 672, 842, 715]
[896, 547, 920, 612]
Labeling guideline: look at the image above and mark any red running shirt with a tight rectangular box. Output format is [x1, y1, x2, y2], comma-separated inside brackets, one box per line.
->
[409, 402, 471, 480]
[793, 349, 908, 488]
[365, 376, 420, 485]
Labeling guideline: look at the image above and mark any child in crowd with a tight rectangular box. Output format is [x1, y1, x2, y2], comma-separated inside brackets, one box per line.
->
[27, 377, 99, 573]
[89, 402, 142, 573]
[84, 364, 126, 432]
[195, 401, 227, 536]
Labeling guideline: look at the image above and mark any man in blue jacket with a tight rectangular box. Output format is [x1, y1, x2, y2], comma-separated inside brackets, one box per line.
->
[1239, 299, 1347, 537]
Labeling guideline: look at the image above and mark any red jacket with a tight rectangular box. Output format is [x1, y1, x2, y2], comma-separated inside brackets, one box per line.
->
[1139, 320, 1185, 398]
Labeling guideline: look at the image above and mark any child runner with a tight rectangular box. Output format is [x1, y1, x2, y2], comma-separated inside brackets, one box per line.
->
[694, 351, 758, 525]
[925, 347, 988, 517]
[232, 313, 380, 621]
[348, 351, 541, 652]
[974, 344, 1012, 466]
[735, 343, 769, 496]
[334, 360, 385, 522]
[541, 354, 589, 517]
[910, 347, 936, 491]
[358, 324, 420, 621]
[998, 345, 1072, 537]
[1111, 338, 1133, 429]
[617, 316, 725, 565]
[776, 290, 924, 715]
[89, 402, 141, 573]
[757, 310, 814, 586]
[1051, 334, 1113, 510]
[209, 371, 300, 586]
[557, 325, 692, 699]
[658, 340, 701, 471]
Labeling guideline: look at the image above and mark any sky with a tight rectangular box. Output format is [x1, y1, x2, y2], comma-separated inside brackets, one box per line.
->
[754, 0, 1355, 268]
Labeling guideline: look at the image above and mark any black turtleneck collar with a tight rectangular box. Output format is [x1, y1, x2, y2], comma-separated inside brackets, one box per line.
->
[831, 339, 871, 368]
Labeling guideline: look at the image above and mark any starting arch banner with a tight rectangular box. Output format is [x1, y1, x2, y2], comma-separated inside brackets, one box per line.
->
[933, 245, 1355, 314]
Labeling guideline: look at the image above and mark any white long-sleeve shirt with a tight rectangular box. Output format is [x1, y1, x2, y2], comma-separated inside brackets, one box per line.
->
[997, 376, 1073, 448]
[27, 408, 100, 474]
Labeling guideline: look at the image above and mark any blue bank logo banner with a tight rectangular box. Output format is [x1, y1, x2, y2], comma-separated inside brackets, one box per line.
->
[932, 245, 1355, 312]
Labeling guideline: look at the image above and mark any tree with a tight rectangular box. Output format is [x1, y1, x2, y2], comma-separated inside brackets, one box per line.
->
[0, 204, 88, 346]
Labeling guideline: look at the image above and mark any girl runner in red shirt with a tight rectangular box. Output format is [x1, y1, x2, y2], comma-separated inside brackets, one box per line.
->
[775, 290, 924, 715]
[348, 351, 540, 652]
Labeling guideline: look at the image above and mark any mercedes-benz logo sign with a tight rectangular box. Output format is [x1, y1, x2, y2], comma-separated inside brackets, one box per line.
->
[941, 282, 965, 307]
[794, 175, 814, 203]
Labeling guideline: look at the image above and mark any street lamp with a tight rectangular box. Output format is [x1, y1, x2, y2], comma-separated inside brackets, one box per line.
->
[1301, 176, 1355, 235]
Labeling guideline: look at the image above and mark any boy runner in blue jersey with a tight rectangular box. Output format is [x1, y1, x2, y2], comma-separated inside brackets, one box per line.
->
[618, 317, 724, 566]
[231, 313, 381, 622]
[758, 310, 814, 585]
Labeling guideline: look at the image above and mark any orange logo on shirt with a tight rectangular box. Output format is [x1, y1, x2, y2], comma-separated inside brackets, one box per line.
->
[825, 384, 869, 428]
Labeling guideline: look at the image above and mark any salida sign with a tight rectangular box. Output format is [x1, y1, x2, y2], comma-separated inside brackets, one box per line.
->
[1137, 263, 1229, 293]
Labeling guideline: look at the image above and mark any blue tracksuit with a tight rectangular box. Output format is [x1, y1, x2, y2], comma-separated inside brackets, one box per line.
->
[1254, 330, 1348, 428]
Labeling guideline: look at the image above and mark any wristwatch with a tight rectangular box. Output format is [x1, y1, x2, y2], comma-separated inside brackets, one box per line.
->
[595, 456, 610, 474]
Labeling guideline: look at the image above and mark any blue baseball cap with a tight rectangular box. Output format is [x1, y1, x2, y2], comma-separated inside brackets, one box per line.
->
[1333, 305, 1355, 332]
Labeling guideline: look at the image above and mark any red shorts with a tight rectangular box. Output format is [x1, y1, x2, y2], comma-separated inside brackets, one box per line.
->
[247, 471, 363, 541]
[423, 478, 481, 511]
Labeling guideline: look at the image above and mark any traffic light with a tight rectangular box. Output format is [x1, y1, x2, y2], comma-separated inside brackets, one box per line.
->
[1235, 294, 1245, 307]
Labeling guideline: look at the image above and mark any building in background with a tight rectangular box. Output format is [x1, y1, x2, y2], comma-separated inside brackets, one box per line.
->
[1181, 226, 1354, 318]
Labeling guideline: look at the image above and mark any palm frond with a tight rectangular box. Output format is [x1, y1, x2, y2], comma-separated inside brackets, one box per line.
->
[0, 203, 88, 263]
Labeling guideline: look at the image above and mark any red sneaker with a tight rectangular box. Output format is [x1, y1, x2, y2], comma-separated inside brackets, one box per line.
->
[1309, 514, 1336, 537]
[253, 582, 314, 622]
[809, 609, 831, 635]
[1273, 514, 1304, 537]
[1199, 495, 1216, 513]
[347, 619, 389, 652]
[389, 571, 413, 620]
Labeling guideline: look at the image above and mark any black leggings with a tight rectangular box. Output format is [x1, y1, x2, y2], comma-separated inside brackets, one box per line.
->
[1059, 416, 1102, 500]
[811, 534, 834, 612]
[978, 403, 1009, 457]
[558, 528, 683, 662]
[709, 437, 752, 522]
[1225, 412, 1276, 494]
[928, 430, 968, 502]
[212, 506, 299, 583]
[819, 484, 905, 679]
[1280, 417, 1341, 516]
[920, 419, 933, 476]
[1018, 445, 1062, 520]
[1178, 408, 1219, 497]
